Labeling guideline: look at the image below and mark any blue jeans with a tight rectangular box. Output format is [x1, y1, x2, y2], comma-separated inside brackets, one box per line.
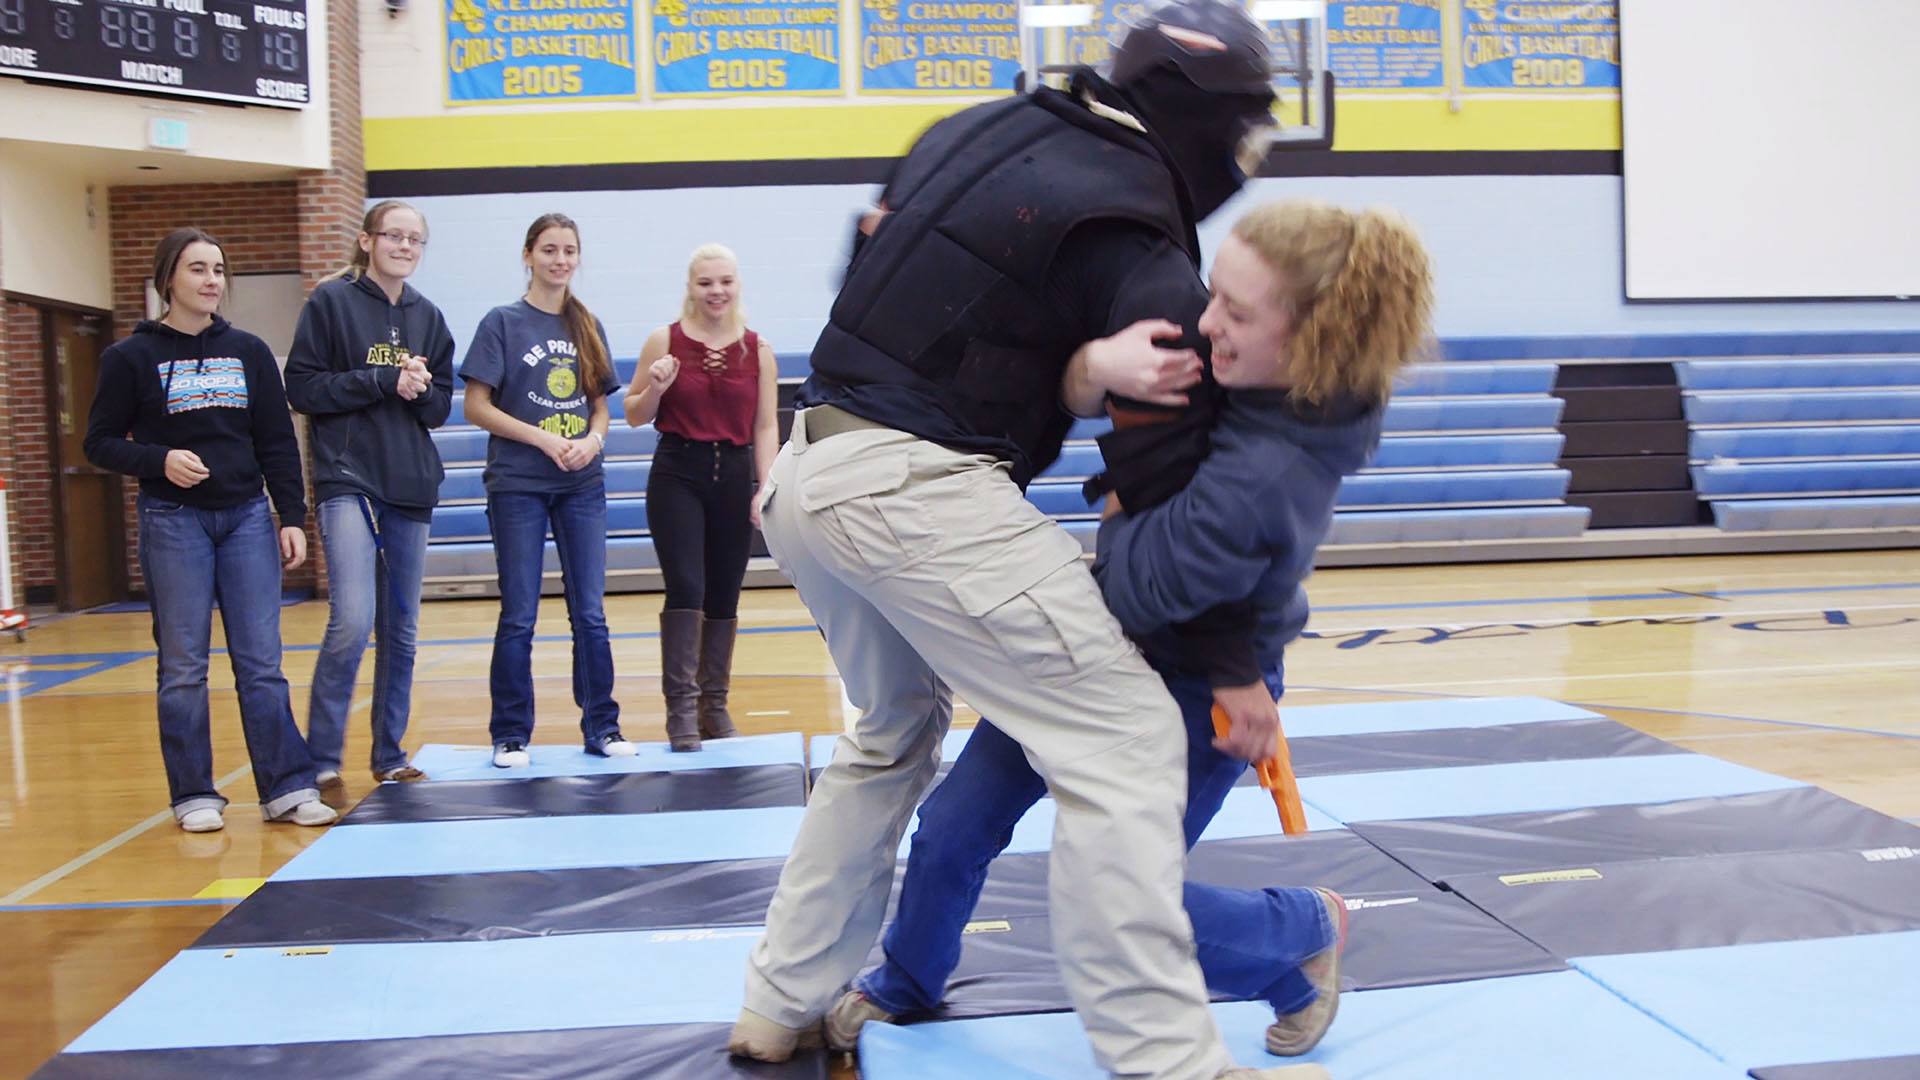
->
[858, 667, 1334, 1016]
[307, 495, 430, 775]
[137, 494, 319, 819]
[485, 484, 620, 747]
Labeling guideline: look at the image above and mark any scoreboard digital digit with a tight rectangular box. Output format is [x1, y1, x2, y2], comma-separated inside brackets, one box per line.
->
[0, 0, 311, 109]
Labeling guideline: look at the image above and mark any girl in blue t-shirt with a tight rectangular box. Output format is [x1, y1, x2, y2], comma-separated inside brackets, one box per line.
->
[459, 213, 626, 767]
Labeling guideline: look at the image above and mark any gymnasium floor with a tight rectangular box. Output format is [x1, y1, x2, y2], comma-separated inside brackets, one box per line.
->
[3, 550, 1917, 1078]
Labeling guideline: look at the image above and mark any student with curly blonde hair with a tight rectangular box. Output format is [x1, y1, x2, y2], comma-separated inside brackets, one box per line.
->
[830, 199, 1434, 1063]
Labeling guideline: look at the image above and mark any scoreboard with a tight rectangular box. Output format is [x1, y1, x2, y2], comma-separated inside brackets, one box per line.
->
[0, 0, 311, 109]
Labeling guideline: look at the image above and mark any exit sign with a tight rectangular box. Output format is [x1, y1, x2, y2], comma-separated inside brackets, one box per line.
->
[147, 117, 191, 152]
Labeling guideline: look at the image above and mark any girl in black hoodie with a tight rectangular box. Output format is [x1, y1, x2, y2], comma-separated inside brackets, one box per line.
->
[84, 227, 336, 833]
[285, 200, 455, 799]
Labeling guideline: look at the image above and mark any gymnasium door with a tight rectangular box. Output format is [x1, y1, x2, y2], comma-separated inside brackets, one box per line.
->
[44, 309, 126, 610]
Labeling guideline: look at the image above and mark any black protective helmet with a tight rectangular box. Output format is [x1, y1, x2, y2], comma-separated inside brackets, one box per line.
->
[1108, 0, 1273, 97]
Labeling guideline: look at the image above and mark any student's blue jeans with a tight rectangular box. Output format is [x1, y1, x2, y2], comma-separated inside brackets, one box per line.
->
[307, 494, 430, 776]
[137, 493, 320, 820]
[485, 482, 621, 748]
[857, 667, 1334, 1017]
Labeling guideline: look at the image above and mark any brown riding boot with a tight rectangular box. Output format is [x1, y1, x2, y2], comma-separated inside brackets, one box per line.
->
[697, 616, 740, 739]
[660, 609, 703, 751]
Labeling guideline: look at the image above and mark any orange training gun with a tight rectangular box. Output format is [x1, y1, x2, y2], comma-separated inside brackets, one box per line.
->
[1212, 704, 1309, 835]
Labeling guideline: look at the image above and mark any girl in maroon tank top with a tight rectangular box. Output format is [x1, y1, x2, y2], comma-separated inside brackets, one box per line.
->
[623, 244, 780, 751]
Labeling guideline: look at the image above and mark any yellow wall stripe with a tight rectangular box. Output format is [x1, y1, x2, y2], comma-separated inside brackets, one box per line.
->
[365, 96, 1620, 172]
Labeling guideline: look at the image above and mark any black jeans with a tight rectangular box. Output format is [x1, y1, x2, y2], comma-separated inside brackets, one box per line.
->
[646, 434, 755, 617]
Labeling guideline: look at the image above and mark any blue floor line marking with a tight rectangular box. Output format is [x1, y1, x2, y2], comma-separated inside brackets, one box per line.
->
[1, 898, 238, 913]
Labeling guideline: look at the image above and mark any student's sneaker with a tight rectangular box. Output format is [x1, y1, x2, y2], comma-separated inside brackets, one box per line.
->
[727, 1007, 824, 1063]
[373, 765, 427, 782]
[270, 800, 339, 827]
[493, 741, 531, 768]
[592, 735, 637, 758]
[1218, 1066, 1332, 1079]
[178, 807, 224, 833]
[1266, 888, 1350, 1057]
[824, 989, 894, 1053]
[316, 771, 349, 810]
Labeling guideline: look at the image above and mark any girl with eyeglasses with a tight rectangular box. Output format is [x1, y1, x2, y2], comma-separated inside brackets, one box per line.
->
[83, 227, 335, 832]
[459, 213, 628, 767]
[285, 199, 456, 803]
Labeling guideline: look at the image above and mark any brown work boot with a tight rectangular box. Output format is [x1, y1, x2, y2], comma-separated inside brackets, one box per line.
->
[727, 1006, 823, 1062]
[660, 609, 703, 752]
[1267, 887, 1350, 1056]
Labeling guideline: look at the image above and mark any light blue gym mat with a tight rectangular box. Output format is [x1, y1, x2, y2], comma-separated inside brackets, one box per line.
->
[1301, 754, 1804, 824]
[1276, 696, 1600, 738]
[1574, 931, 1920, 1072]
[269, 806, 807, 881]
[67, 927, 766, 1053]
[410, 732, 805, 781]
[857, 971, 1747, 1079]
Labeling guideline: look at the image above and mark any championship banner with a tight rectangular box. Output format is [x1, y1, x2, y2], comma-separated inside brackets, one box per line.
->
[651, 0, 843, 96]
[1460, 0, 1619, 90]
[447, 0, 640, 104]
[859, 0, 1021, 94]
[1325, 0, 1442, 90]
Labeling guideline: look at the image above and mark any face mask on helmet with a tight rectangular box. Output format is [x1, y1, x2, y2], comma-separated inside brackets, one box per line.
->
[1120, 69, 1277, 220]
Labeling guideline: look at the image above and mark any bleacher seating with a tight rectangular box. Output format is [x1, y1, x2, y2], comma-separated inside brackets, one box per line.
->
[417, 351, 1920, 595]
[1679, 358, 1920, 532]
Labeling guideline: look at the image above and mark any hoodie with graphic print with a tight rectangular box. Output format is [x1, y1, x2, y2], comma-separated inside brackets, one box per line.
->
[84, 316, 307, 527]
[284, 272, 455, 520]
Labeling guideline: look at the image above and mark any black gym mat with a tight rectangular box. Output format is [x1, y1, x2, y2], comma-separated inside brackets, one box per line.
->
[338, 766, 806, 825]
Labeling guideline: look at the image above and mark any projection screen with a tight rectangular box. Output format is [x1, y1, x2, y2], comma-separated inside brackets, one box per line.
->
[1620, 0, 1920, 300]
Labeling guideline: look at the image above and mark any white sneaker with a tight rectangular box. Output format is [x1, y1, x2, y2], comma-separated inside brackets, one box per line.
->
[178, 808, 224, 833]
[271, 800, 338, 827]
[493, 741, 531, 768]
[598, 737, 637, 758]
[1219, 1066, 1332, 1080]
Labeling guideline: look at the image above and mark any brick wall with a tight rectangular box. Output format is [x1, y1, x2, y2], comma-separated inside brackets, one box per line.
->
[3, 305, 53, 596]
[1, 289, 59, 605]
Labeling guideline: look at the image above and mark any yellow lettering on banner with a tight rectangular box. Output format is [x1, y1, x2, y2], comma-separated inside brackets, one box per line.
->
[449, 36, 507, 71]
[1461, 33, 1515, 67]
[1498, 868, 1602, 886]
[655, 28, 713, 64]
[711, 28, 837, 61]
[1517, 34, 1618, 62]
[502, 63, 585, 94]
[923, 34, 1016, 59]
[864, 33, 919, 67]
[906, 2, 1015, 19]
[1343, 5, 1399, 27]
[493, 11, 627, 32]
[451, 0, 486, 32]
[783, 7, 835, 23]
[509, 33, 635, 67]
[912, 56, 992, 88]
[1500, 3, 1614, 19]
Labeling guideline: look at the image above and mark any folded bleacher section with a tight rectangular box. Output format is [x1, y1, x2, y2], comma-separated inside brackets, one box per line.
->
[1680, 356, 1920, 532]
[36, 698, 1920, 1079]
[417, 350, 1920, 597]
[1004, 360, 1591, 555]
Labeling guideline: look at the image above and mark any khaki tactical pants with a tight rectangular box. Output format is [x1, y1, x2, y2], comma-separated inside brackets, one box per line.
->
[743, 409, 1234, 1080]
